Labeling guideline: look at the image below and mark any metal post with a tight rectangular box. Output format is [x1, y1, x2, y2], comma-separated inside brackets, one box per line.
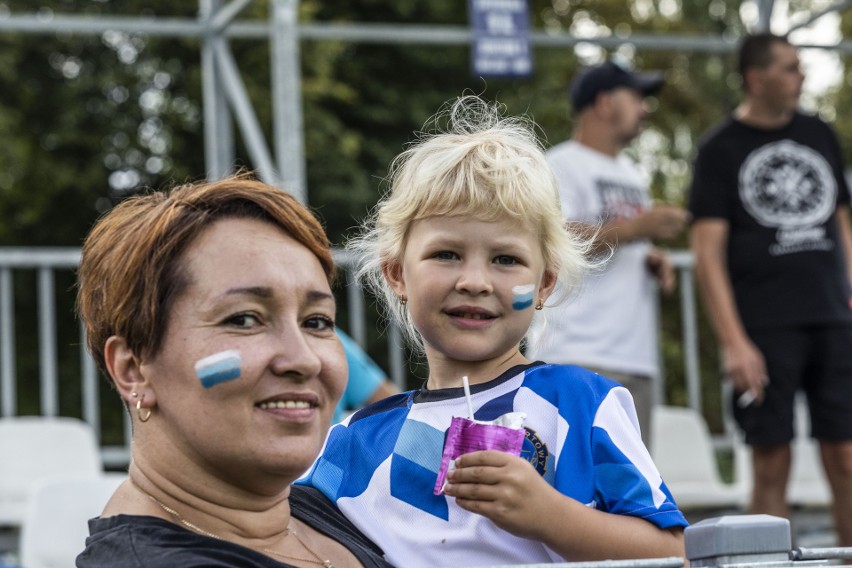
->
[482, 559, 684, 568]
[210, 0, 253, 33]
[792, 546, 852, 561]
[271, 0, 306, 201]
[680, 267, 702, 413]
[0, 268, 15, 417]
[653, 280, 665, 407]
[124, 408, 132, 456]
[388, 324, 406, 390]
[756, 0, 775, 32]
[37, 267, 58, 417]
[80, 321, 99, 439]
[200, 0, 235, 180]
[214, 40, 281, 184]
[346, 273, 367, 347]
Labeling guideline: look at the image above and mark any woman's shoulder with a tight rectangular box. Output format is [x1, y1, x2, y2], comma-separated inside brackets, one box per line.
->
[289, 485, 393, 568]
[76, 515, 288, 568]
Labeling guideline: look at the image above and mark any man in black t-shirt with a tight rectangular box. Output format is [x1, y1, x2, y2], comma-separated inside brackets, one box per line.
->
[689, 33, 852, 548]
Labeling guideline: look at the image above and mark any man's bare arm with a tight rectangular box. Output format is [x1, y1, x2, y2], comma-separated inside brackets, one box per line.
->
[834, 205, 852, 288]
[570, 204, 689, 255]
[691, 219, 767, 401]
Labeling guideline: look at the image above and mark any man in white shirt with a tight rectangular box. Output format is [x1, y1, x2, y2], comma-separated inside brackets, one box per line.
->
[528, 60, 689, 444]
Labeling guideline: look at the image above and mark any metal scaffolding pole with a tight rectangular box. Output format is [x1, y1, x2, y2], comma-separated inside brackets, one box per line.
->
[215, 39, 281, 185]
[0, 268, 15, 417]
[271, 0, 306, 201]
[756, 0, 776, 32]
[200, 0, 235, 180]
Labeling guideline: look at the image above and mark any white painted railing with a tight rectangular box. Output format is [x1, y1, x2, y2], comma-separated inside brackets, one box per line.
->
[0, 247, 705, 467]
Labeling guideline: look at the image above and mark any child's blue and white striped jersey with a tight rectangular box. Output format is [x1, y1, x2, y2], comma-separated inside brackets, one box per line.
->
[298, 362, 688, 567]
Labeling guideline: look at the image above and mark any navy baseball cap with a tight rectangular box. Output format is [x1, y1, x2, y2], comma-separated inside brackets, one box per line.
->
[569, 61, 664, 112]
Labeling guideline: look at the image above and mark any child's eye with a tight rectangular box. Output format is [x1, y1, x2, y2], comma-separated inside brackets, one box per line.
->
[494, 255, 519, 266]
[224, 313, 261, 329]
[305, 315, 335, 332]
[434, 251, 459, 261]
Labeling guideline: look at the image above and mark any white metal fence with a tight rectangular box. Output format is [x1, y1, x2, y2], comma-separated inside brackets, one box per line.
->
[0, 246, 705, 467]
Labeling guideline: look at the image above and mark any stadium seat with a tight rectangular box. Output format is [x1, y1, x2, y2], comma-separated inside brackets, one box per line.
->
[0, 416, 103, 526]
[651, 405, 748, 510]
[19, 473, 125, 568]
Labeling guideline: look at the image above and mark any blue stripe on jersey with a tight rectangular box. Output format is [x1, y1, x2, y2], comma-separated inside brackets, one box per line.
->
[350, 391, 413, 423]
[591, 424, 685, 528]
[389, 417, 450, 517]
[299, 398, 411, 499]
[393, 418, 444, 472]
[475, 389, 517, 420]
[520, 364, 602, 498]
[597, 461, 655, 511]
[390, 454, 449, 520]
[305, 454, 345, 498]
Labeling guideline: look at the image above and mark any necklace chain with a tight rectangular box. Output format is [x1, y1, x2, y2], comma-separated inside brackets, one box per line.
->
[129, 478, 334, 568]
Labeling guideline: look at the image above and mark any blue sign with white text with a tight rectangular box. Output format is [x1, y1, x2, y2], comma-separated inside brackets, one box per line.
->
[469, 0, 532, 78]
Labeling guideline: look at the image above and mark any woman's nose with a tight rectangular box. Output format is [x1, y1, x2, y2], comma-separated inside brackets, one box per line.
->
[269, 327, 323, 380]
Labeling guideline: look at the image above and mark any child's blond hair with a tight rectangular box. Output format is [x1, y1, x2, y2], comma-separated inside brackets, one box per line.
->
[349, 95, 592, 351]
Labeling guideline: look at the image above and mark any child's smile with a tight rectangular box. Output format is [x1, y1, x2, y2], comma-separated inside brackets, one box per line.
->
[445, 305, 497, 327]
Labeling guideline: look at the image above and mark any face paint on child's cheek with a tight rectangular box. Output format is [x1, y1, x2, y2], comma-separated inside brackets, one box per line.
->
[511, 284, 535, 311]
[194, 349, 241, 388]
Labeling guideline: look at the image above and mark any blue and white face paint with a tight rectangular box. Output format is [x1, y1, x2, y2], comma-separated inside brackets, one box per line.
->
[195, 349, 241, 389]
[511, 284, 535, 311]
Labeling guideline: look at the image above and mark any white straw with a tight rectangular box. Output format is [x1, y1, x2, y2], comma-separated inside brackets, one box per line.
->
[462, 375, 474, 420]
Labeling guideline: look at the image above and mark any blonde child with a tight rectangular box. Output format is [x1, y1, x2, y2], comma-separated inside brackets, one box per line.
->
[299, 96, 687, 566]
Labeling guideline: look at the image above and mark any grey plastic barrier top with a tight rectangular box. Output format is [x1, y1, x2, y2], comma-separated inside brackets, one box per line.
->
[686, 514, 852, 567]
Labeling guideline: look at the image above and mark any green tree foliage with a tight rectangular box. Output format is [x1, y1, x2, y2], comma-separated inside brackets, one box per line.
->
[0, 0, 848, 434]
[830, 7, 852, 164]
[0, 2, 210, 246]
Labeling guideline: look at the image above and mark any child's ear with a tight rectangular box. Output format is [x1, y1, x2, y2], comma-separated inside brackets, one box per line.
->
[382, 261, 407, 298]
[104, 335, 157, 408]
[540, 270, 557, 301]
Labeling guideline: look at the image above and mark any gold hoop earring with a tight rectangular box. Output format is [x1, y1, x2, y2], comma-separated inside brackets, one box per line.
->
[399, 294, 407, 306]
[535, 298, 544, 310]
[136, 398, 152, 423]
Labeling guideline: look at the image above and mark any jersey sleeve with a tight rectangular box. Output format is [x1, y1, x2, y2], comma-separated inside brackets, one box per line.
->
[590, 388, 688, 529]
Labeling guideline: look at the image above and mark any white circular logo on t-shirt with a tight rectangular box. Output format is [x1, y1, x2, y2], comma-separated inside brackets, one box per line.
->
[739, 140, 836, 228]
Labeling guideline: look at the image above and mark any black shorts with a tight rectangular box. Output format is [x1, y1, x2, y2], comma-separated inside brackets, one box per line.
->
[732, 324, 852, 446]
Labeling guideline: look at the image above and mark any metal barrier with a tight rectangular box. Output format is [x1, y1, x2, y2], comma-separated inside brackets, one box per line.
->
[0, 246, 407, 467]
[0, 246, 701, 467]
[478, 515, 852, 567]
[483, 559, 685, 567]
[685, 514, 852, 567]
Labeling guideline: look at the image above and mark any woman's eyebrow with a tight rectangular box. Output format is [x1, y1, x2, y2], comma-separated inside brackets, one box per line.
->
[218, 286, 274, 299]
[215, 287, 334, 305]
[306, 289, 336, 304]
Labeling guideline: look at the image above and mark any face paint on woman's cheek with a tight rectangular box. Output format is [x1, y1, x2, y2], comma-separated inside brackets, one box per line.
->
[194, 349, 241, 388]
[511, 284, 535, 311]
